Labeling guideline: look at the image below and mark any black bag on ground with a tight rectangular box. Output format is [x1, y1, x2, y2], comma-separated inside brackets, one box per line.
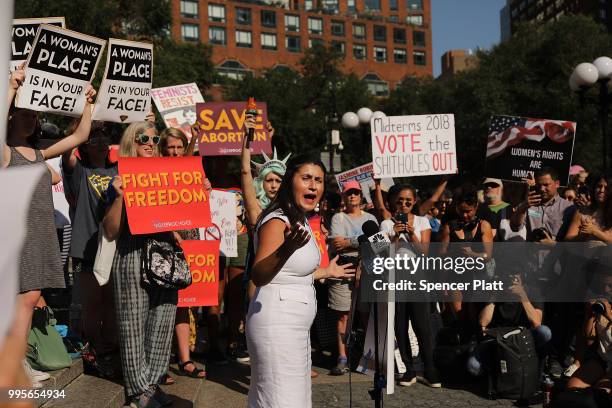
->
[486, 326, 539, 400]
[433, 326, 477, 382]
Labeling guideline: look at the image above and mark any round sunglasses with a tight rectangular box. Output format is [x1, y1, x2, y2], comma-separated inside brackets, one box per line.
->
[135, 133, 160, 145]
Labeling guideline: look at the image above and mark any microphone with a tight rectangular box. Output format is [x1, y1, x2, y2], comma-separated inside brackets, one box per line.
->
[358, 220, 380, 244]
[245, 97, 258, 148]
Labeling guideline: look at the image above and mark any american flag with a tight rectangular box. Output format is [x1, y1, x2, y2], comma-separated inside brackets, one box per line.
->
[486, 115, 575, 158]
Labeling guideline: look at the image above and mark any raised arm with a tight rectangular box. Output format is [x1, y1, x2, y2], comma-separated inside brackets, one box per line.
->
[185, 122, 199, 157]
[373, 179, 392, 220]
[241, 116, 263, 227]
[418, 179, 448, 216]
[103, 176, 125, 240]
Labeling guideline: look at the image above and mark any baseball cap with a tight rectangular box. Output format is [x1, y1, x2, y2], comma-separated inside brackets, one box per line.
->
[342, 180, 362, 193]
[482, 178, 503, 187]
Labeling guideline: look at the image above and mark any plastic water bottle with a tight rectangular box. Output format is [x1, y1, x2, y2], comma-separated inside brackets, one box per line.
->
[542, 375, 554, 408]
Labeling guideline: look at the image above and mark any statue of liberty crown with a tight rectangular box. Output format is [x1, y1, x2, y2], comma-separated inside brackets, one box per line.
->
[252, 148, 291, 175]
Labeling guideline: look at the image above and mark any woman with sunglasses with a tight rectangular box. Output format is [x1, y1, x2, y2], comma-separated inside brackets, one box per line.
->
[103, 122, 177, 408]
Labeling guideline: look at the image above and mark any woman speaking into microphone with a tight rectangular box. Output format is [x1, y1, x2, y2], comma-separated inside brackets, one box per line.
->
[247, 157, 355, 408]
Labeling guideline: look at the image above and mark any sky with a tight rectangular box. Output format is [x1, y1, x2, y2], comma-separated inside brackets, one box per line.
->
[431, 0, 507, 77]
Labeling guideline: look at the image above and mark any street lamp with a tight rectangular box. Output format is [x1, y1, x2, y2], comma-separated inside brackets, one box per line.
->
[342, 108, 386, 161]
[569, 57, 612, 172]
[325, 112, 342, 175]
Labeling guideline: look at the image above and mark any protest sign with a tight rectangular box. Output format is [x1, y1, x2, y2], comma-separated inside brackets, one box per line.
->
[11, 17, 66, 71]
[200, 189, 238, 257]
[15, 24, 105, 116]
[371, 114, 457, 178]
[178, 240, 220, 307]
[335, 163, 394, 203]
[151, 83, 204, 140]
[195, 102, 272, 156]
[46, 157, 70, 227]
[93, 39, 153, 123]
[484, 115, 576, 184]
[118, 156, 212, 234]
[309, 215, 329, 268]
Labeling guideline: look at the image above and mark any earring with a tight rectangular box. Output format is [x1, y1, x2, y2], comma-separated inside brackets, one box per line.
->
[315, 203, 320, 213]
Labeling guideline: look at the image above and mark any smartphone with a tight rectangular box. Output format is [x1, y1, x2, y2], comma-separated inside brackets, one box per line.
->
[397, 213, 408, 224]
[529, 184, 541, 201]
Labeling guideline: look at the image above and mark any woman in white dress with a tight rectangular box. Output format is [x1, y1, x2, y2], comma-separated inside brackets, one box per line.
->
[247, 158, 355, 408]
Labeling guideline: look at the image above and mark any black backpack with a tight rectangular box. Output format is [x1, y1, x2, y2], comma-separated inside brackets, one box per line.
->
[486, 327, 539, 400]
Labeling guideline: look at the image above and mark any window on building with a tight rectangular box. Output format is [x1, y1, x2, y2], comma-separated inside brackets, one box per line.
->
[322, 0, 340, 13]
[413, 31, 425, 47]
[413, 50, 426, 65]
[180, 0, 198, 19]
[305, 0, 314, 10]
[390, 0, 398, 11]
[352, 23, 366, 40]
[208, 3, 225, 23]
[236, 8, 251, 25]
[373, 25, 386, 42]
[348, 0, 356, 12]
[285, 15, 300, 32]
[208, 26, 225, 45]
[309, 38, 324, 48]
[235, 30, 252, 47]
[308, 17, 323, 35]
[261, 33, 277, 50]
[365, 0, 381, 11]
[217, 60, 250, 81]
[286, 36, 301, 52]
[393, 28, 406, 44]
[261, 10, 276, 28]
[353, 44, 366, 60]
[599, 9, 607, 19]
[181, 24, 199, 41]
[331, 21, 344, 36]
[331, 41, 345, 56]
[388, 15, 398, 22]
[407, 0, 423, 10]
[393, 48, 407, 63]
[374, 46, 387, 62]
[363, 73, 389, 97]
[406, 15, 423, 26]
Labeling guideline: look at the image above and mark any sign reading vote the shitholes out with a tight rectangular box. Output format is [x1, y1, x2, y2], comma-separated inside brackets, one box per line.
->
[151, 83, 204, 141]
[195, 102, 272, 156]
[93, 38, 153, 123]
[371, 114, 457, 179]
[16, 24, 105, 116]
[484, 115, 576, 185]
[11, 17, 66, 71]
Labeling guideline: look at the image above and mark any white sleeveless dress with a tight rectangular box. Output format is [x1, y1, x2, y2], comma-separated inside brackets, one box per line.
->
[246, 209, 321, 408]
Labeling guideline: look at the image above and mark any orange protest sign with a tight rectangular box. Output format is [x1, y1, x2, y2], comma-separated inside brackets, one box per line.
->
[309, 215, 329, 268]
[118, 156, 211, 234]
[179, 240, 220, 307]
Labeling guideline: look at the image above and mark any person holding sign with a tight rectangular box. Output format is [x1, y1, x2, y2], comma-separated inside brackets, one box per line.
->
[102, 121, 177, 408]
[247, 157, 355, 408]
[4, 66, 95, 382]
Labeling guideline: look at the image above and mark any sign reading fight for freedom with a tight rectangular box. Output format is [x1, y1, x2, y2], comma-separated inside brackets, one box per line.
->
[16, 24, 105, 116]
[195, 102, 272, 156]
[178, 240, 220, 307]
[118, 156, 212, 234]
[371, 114, 457, 178]
[11, 17, 65, 71]
[93, 38, 153, 123]
[484, 115, 576, 184]
[335, 163, 394, 204]
[151, 83, 204, 140]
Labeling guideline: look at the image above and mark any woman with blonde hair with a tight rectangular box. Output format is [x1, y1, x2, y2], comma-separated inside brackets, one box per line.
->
[103, 121, 177, 408]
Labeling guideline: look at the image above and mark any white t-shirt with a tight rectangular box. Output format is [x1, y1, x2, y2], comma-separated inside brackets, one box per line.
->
[380, 215, 431, 242]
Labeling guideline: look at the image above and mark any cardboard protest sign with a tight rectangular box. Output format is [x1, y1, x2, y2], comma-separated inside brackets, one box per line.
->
[309, 215, 329, 268]
[195, 102, 272, 156]
[11, 17, 66, 71]
[335, 163, 394, 203]
[151, 83, 204, 140]
[118, 156, 212, 234]
[485, 115, 576, 184]
[93, 39, 153, 123]
[199, 189, 238, 257]
[371, 114, 457, 178]
[15, 24, 105, 116]
[178, 240, 220, 307]
[46, 157, 70, 227]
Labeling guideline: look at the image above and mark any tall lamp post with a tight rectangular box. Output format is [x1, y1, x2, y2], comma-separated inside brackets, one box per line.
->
[326, 112, 342, 175]
[569, 57, 612, 173]
[341, 108, 386, 162]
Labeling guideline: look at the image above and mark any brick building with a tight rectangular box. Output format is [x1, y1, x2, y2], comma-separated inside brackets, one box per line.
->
[170, 0, 433, 96]
[438, 49, 478, 81]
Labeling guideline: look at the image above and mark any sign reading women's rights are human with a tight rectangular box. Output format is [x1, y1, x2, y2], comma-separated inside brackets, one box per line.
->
[371, 114, 457, 178]
[11, 17, 65, 71]
[93, 39, 153, 123]
[195, 102, 272, 156]
[484, 115, 576, 184]
[151, 83, 204, 140]
[118, 156, 212, 234]
[178, 240, 220, 307]
[16, 24, 105, 116]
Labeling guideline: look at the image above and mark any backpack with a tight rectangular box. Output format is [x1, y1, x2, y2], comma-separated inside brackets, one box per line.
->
[433, 326, 477, 383]
[486, 326, 539, 400]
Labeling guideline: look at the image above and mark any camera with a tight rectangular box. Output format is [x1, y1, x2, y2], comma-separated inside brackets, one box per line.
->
[531, 227, 550, 242]
[591, 301, 606, 315]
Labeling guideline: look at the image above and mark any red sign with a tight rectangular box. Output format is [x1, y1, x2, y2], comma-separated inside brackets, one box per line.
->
[309, 215, 329, 268]
[118, 156, 212, 234]
[179, 240, 220, 307]
[195, 102, 272, 156]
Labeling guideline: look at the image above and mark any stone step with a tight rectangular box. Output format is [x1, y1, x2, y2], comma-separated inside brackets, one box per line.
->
[36, 358, 83, 407]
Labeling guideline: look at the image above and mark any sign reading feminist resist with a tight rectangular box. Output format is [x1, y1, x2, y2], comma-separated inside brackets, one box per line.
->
[118, 156, 212, 234]
[93, 38, 153, 123]
[178, 240, 220, 307]
[11, 17, 66, 71]
[16, 24, 105, 116]
[195, 102, 272, 156]
[371, 114, 457, 178]
[151, 83, 204, 141]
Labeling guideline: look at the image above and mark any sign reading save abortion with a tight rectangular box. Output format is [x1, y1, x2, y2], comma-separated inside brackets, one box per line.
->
[371, 114, 457, 178]
[16, 24, 105, 116]
[118, 156, 212, 234]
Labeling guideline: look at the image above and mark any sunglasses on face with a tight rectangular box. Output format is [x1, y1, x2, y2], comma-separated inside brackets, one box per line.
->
[483, 183, 500, 190]
[135, 133, 160, 145]
[344, 189, 361, 197]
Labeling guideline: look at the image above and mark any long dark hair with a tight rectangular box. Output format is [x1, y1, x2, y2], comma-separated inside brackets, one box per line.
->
[599, 175, 612, 229]
[387, 183, 418, 214]
[257, 157, 327, 227]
